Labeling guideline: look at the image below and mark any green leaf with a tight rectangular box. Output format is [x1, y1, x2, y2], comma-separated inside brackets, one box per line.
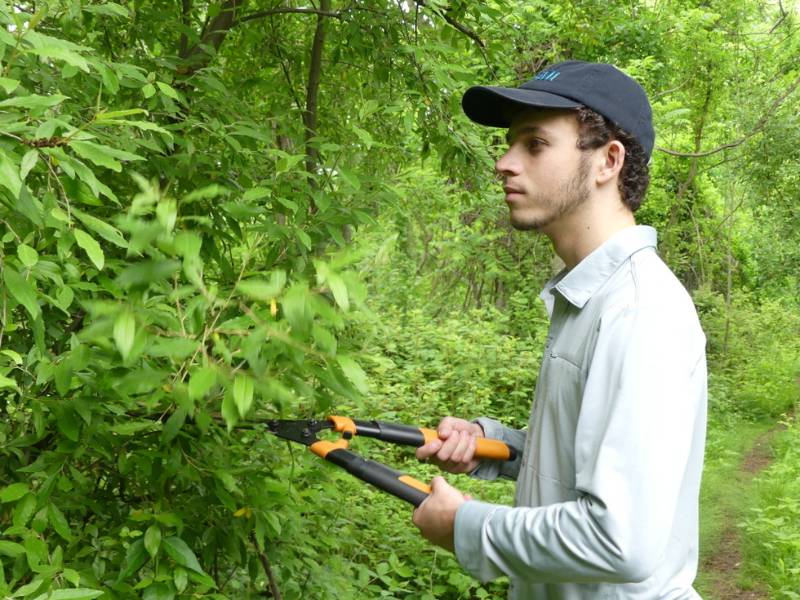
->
[70, 141, 143, 171]
[338, 167, 361, 190]
[0, 77, 20, 94]
[62, 568, 81, 586]
[83, 2, 129, 18]
[232, 374, 254, 418]
[1, 349, 23, 364]
[0, 150, 22, 197]
[11, 578, 44, 597]
[117, 539, 147, 581]
[17, 244, 38, 267]
[156, 81, 180, 101]
[162, 537, 206, 575]
[47, 503, 73, 541]
[188, 367, 216, 400]
[73, 229, 105, 270]
[116, 260, 180, 289]
[0, 374, 18, 390]
[174, 231, 201, 257]
[275, 153, 305, 174]
[56, 407, 80, 442]
[13, 493, 36, 527]
[142, 83, 155, 98]
[144, 524, 161, 558]
[183, 183, 228, 203]
[161, 407, 187, 444]
[27, 46, 90, 73]
[32, 588, 104, 600]
[23, 536, 47, 566]
[3, 267, 40, 320]
[113, 309, 135, 360]
[221, 393, 238, 432]
[242, 187, 270, 201]
[94, 108, 147, 120]
[142, 583, 174, 600]
[0, 94, 68, 109]
[312, 325, 337, 355]
[173, 566, 188, 593]
[296, 229, 312, 250]
[0, 541, 25, 557]
[20, 149, 38, 180]
[327, 273, 349, 311]
[236, 271, 286, 302]
[337, 355, 369, 394]
[73, 208, 127, 248]
[110, 421, 156, 436]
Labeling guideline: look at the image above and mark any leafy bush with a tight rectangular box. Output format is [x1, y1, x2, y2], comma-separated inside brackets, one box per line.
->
[694, 287, 800, 419]
[0, 6, 371, 598]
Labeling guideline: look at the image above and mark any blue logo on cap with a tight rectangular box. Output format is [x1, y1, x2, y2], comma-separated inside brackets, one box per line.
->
[535, 70, 560, 81]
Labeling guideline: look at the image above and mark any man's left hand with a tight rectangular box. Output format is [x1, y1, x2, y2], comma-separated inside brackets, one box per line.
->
[412, 476, 469, 552]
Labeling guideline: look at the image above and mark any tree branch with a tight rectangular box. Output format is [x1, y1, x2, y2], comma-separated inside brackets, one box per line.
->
[769, 0, 787, 34]
[413, 0, 485, 49]
[180, 0, 245, 70]
[236, 7, 342, 24]
[657, 74, 800, 158]
[251, 533, 282, 599]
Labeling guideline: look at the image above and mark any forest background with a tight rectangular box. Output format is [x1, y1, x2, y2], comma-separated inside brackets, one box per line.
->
[1, 0, 799, 598]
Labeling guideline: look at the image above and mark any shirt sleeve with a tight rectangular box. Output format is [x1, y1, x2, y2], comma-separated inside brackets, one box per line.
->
[453, 303, 707, 584]
[469, 418, 527, 481]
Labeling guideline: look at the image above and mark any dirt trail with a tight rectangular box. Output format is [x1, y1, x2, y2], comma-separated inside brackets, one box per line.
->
[701, 427, 780, 600]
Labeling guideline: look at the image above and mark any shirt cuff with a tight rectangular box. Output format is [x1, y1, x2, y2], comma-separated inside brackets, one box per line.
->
[469, 417, 523, 481]
[454, 499, 508, 582]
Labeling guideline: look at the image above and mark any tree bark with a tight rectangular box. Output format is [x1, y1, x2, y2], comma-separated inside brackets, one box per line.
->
[303, 0, 331, 182]
[180, 0, 246, 73]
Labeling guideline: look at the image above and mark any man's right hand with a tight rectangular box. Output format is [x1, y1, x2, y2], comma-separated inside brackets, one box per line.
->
[415, 417, 485, 474]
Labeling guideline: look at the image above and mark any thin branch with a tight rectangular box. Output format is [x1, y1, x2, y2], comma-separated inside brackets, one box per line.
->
[657, 74, 800, 158]
[412, 0, 484, 48]
[769, 0, 787, 34]
[251, 533, 282, 599]
[236, 6, 342, 24]
[411, 0, 495, 79]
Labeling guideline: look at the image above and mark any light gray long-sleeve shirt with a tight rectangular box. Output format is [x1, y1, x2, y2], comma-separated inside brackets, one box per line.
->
[454, 226, 707, 599]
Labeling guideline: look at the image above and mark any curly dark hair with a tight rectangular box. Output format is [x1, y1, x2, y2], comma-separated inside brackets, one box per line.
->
[575, 105, 650, 212]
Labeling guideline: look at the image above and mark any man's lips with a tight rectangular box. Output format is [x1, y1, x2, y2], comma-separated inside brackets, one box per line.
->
[503, 186, 524, 198]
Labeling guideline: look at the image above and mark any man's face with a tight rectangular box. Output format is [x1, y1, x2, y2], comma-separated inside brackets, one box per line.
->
[495, 109, 591, 231]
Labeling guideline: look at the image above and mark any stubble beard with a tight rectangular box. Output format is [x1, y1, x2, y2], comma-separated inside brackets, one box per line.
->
[509, 154, 592, 232]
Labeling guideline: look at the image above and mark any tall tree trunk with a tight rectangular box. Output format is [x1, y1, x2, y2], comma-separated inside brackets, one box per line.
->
[303, 0, 331, 184]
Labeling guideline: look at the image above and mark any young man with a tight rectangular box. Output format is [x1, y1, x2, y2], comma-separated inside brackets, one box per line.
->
[413, 61, 708, 599]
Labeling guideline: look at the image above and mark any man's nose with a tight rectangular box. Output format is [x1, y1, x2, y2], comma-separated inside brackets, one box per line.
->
[495, 148, 520, 178]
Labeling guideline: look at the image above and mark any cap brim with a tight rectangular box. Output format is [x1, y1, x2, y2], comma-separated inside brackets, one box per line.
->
[462, 86, 581, 128]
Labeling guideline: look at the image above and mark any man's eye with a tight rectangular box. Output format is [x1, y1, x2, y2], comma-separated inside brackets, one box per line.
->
[526, 139, 543, 151]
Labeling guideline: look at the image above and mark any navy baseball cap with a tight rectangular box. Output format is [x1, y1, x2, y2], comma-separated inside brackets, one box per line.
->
[462, 60, 655, 159]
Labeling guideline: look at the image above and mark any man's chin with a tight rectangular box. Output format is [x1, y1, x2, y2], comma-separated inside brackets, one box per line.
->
[509, 212, 550, 232]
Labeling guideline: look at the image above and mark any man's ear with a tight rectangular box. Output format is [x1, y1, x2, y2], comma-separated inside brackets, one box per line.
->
[595, 140, 625, 185]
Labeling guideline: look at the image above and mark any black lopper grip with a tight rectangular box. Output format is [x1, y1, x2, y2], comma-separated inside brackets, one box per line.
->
[352, 420, 427, 446]
[323, 448, 430, 507]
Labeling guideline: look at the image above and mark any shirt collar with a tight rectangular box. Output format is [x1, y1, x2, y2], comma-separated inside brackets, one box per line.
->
[540, 225, 657, 312]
